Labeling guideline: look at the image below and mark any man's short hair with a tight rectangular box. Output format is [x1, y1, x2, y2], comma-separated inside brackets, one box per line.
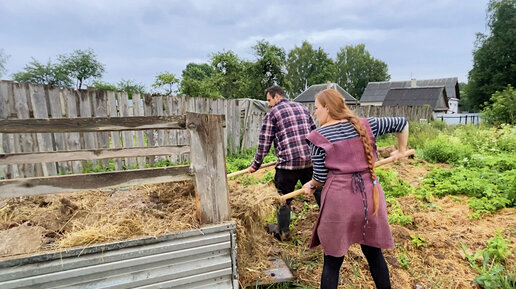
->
[265, 85, 285, 98]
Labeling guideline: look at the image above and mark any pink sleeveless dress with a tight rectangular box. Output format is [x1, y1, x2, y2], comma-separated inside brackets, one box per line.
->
[306, 118, 394, 257]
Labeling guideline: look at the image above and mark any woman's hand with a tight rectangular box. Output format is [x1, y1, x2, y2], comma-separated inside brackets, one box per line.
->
[302, 181, 316, 197]
[390, 148, 407, 162]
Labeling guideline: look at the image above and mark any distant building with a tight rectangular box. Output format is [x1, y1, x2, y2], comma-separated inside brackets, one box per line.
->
[360, 77, 460, 113]
[383, 87, 449, 113]
[293, 83, 358, 105]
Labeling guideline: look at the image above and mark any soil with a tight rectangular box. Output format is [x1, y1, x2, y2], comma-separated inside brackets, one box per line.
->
[0, 224, 45, 256]
[272, 159, 516, 289]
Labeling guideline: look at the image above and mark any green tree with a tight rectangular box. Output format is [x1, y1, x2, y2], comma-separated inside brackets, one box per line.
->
[0, 49, 8, 78]
[92, 81, 117, 91]
[117, 79, 146, 99]
[152, 71, 178, 95]
[287, 41, 314, 95]
[180, 63, 221, 98]
[211, 50, 250, 99]
[466, 0, 516, 111]
[310, 47, 335, 87]
[58, 49, 105, 89]
[459, 82, 469, 110]
[12, 58, 72, 87]
[481, 84, 516, 124]
[250, 40, 288, 99]
[335, 44, 390, 99]
[286, 41, 335, 96]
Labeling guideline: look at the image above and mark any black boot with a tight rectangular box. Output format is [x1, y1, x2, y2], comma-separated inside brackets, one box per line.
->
[276, 204, 291, 241]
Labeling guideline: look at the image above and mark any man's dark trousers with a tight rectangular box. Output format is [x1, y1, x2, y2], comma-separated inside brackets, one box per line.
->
[274, 167, 319, 238]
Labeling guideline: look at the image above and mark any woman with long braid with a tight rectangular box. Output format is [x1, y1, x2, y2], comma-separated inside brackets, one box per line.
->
[303, 88, 409, 289]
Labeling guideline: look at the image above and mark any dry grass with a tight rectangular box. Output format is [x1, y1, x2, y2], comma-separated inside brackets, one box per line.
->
[0, 177, 284, 287]
[0, 181, 200, 258]
[229, 181, 282, 286]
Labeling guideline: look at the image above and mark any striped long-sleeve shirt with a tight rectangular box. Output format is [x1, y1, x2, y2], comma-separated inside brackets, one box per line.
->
[309, 117, 408, 183]
[251, 98, 316, 170]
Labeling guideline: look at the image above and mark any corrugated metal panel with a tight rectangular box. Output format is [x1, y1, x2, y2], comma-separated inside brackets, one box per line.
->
[0, 222, 238, 289]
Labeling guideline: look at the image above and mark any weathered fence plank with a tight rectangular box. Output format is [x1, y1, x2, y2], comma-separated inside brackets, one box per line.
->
[164, 95, 179, 164]
[0, 81, 7, 179]
[107, 90, 123, 170]
[14, 82, 38, 177]
[187, 113, 230, 224]
[118, 92, 136, 168]
[152, 95, 165, 163]
[132, 93, 146, 169]
[79, 89, 97, 168]
[29, 84, 57, 176]
[0, 145, 190, 165]
[143, 94, 155, 166]
[230, 100, 240, 154]
[48, 86, 71, 174]
[179, 96, 190, 163]
[1, 81, 20, 179]
[0, 166, 192, 198]
[65, 89, 83, 173]
[0, 116, 187, 133]
[92, 89, 110, 168]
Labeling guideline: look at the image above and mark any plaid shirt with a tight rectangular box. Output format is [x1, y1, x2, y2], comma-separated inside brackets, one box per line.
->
[251, 98, 316, 170]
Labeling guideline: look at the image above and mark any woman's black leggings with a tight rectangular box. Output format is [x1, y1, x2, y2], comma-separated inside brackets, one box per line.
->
[320, 245, 391, 289]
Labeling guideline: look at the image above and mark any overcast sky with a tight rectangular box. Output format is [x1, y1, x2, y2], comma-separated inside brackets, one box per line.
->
[0, 0, 490, 91]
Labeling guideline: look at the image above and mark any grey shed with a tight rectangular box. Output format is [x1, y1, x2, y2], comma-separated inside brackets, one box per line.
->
[293, 83, 358, 104]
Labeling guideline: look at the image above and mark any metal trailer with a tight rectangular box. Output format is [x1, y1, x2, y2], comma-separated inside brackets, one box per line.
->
[0, 222, 238, 289]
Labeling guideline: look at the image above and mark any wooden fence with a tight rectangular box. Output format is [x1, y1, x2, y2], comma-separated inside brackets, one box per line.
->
[0, 80, 433, 180]
[302, 103, 434, 122]
[0, 112, 230, 224]
[0, 81, 240, 179]
[241, 103, 433, 150]
[0, 112, 238, 288]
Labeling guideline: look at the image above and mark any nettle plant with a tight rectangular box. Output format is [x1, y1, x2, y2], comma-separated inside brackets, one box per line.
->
[461, 230, 515, 289]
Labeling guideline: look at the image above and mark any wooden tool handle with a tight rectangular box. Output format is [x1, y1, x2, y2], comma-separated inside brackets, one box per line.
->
[280, 149, 415, 201]
[227, 161, 276, 178]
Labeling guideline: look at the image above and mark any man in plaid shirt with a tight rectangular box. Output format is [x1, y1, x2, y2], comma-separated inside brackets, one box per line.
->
[247, 85, 317, 241]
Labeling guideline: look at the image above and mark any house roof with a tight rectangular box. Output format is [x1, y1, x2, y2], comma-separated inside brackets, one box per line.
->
[382, 87, 449, 111]
[360, 77, 459, 103]
[293, 83, 358, 104]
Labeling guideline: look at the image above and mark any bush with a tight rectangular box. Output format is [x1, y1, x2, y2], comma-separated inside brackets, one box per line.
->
[497, 124, 516, 152]
[453, 124, 499, 153]
[407, 121, 447, 149]
[481, 84, 516, 125]
[420, 135, 473, 164]
[495, 170, 516, 206]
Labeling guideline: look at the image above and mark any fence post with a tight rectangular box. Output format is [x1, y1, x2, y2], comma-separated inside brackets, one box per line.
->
[187, 112, 231, 224]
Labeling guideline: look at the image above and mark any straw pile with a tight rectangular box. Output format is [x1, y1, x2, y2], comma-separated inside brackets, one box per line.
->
[228, 181, 282, 286]
[0, 181, 199, 257]
[0, 176, 284, 286]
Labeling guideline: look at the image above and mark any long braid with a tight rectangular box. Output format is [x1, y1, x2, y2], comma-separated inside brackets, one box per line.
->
[346, 115, 379, 215]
